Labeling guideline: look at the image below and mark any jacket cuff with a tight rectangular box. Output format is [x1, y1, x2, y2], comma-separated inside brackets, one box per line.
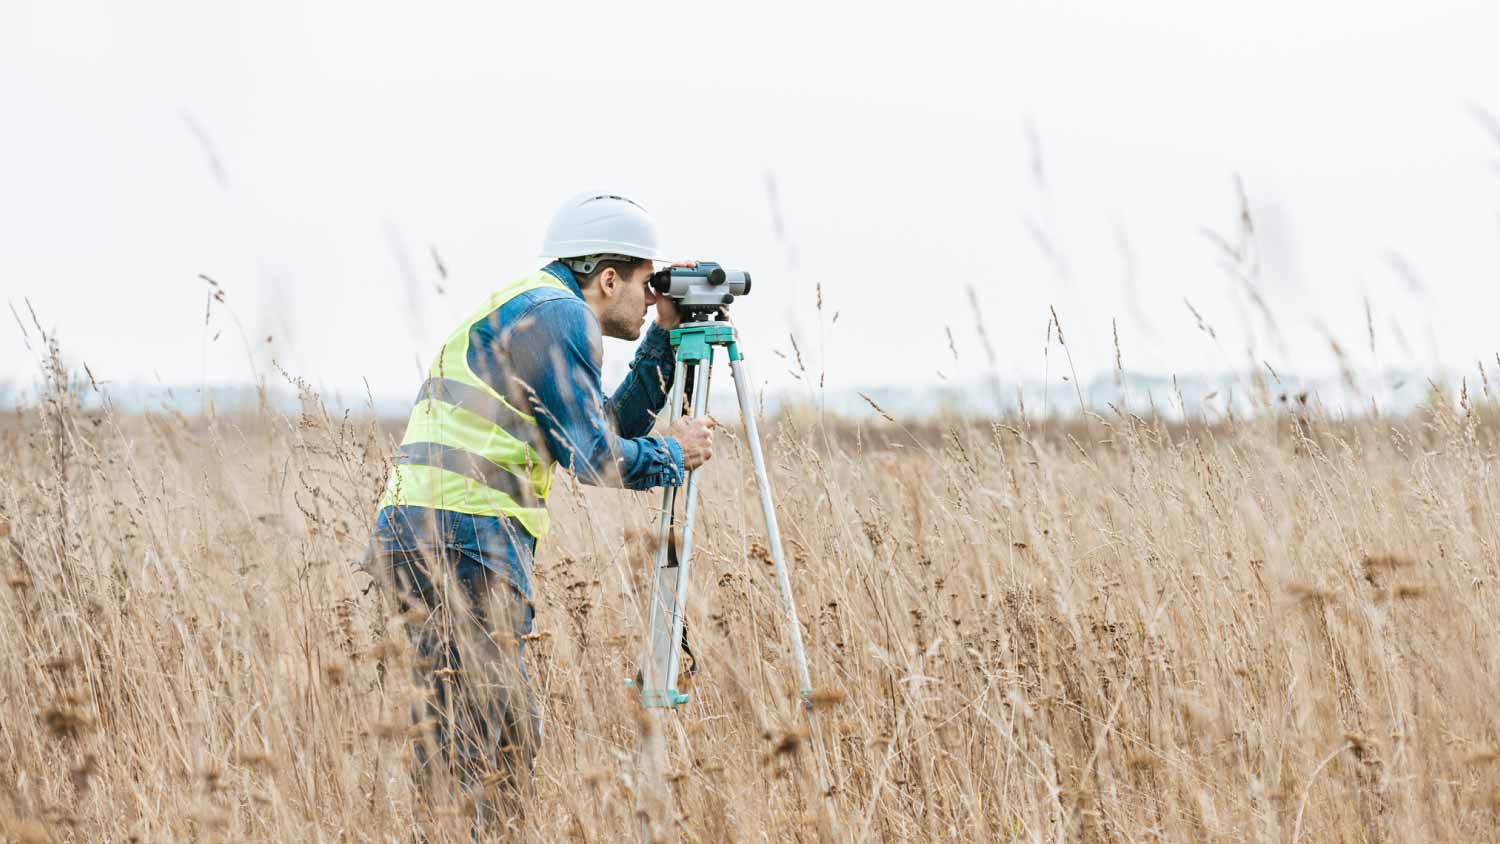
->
[638, 323, 675, 362]
[660, 436, 686, 487]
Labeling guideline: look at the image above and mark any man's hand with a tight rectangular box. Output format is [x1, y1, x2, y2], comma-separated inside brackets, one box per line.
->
[665, 415, 716, 471]
[654, 294, 683, 331]
[652, 260, 698, 331]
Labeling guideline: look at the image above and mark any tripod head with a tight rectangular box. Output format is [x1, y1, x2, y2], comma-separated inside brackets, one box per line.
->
[649, 262, 751, 321]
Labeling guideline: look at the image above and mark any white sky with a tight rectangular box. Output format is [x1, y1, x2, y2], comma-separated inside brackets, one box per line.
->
[3, 0, 1499, 405]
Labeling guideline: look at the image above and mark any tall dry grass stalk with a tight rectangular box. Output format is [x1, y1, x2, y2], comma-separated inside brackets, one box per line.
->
[5, 332, 1500, 842]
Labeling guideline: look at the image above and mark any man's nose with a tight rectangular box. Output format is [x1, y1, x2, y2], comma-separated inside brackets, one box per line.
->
[644, 285, 657, 305]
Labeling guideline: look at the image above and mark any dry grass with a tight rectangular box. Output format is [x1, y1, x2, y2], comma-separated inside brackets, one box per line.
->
[6, 347, 1500, 843]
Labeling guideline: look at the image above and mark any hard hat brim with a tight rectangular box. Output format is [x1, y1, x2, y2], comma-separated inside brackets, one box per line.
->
[539, 241, 672, 263]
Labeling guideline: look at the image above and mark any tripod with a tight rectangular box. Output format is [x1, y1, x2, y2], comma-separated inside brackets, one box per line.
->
[627, 319, 817, 710]
[626, 318, 836, 843]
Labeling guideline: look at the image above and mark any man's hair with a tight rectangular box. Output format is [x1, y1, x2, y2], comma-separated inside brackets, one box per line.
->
[576, 257, 644, 289]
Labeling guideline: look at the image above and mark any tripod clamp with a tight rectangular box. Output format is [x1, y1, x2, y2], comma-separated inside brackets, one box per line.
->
[669, 321, 740, 366]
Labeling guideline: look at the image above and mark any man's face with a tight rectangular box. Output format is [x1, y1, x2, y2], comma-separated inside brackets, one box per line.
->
[599, 262, 658, 341]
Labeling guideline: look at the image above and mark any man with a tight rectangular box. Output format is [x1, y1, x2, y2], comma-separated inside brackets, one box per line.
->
[367, 192, 715, 831]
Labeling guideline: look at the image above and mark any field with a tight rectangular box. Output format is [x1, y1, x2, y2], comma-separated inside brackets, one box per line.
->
[6, 348, 1500, 843]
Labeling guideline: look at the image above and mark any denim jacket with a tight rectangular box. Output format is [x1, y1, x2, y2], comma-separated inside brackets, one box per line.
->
[371, 261, 684, 596]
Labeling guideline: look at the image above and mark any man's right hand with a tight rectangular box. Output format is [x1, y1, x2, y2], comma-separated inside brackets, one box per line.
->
[666, 416, 716, 471]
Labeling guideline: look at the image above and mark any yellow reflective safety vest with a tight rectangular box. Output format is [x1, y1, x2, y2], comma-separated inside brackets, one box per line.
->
[378, 269, 569, 538]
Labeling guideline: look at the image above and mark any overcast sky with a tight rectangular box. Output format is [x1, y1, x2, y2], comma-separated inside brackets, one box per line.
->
[3, 1, 1498, 406]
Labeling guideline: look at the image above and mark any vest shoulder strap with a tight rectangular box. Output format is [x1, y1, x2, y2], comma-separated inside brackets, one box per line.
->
[456, 269, 574, 332]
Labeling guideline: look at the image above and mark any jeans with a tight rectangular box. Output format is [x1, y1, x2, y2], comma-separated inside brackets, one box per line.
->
[381, 541, 542, 829]
[375, 505, 537, 598]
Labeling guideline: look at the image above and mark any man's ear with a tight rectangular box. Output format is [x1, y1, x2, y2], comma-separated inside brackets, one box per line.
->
[598, 267, 620, 297]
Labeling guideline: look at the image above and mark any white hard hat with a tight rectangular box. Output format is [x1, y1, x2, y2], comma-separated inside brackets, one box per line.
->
[539, 192, 670, 263]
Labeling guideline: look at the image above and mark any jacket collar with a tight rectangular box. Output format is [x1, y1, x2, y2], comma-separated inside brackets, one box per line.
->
[542, 261, 585, 300]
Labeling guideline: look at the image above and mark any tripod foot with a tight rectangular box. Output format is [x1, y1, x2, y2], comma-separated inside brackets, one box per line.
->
[624, 677, 692, 709]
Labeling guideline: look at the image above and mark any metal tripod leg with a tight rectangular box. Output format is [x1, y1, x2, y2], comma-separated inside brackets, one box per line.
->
[638, 354, 712, 707]
[728, 352, 835, 825]
[631, 325, 833, 839]
[727, 356, 815, 704]
[633, 358, 693, 844]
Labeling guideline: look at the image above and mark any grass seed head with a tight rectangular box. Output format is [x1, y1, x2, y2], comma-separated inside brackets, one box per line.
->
[765, 729, 805, 763]
[1465, 748, 1500, 766]
[41, 655, 78, 675]
[1285, 582, 1335, 604]
[233, 751, 274, 770]
[42, 699, 91, 740]
[1362, 554, 1415, 572]
[806, 689, 847, 710]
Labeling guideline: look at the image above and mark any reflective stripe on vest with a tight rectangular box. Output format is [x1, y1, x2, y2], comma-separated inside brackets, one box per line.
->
[415, 377, 536, 435]
[379, 269, 569, 538]
[392, 442, 534, 504]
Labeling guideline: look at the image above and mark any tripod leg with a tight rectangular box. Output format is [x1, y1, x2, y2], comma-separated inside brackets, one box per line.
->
[727, 356, 814, 702]
[642, 360, 689, 702]
[642, 355, 712, 706]
[635, 359, 691, 844]
[729, 352, 838, 830]
[664, 358, 711, 690]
